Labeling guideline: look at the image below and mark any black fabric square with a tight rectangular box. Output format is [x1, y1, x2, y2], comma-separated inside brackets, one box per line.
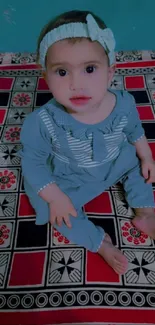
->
[20, 177, 25, 191]
[16, 220, 48, 248]
[142, 122, 155, 140]
[0, 92, 10, 106]
[89, 217, 117, 245]
[35, 92, 53, 107]
[129, 90, 150, 104]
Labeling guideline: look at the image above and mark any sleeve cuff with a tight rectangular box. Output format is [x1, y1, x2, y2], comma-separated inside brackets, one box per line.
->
[37, 181, 56, 194]
[132, 134, 145, 143]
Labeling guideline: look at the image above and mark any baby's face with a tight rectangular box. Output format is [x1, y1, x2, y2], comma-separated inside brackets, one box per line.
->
[43, 38, 115, 115]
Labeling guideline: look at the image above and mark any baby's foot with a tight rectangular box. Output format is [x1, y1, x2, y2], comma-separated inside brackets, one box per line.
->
[98, 234, 128, 274]
[132, 208, 155, 239]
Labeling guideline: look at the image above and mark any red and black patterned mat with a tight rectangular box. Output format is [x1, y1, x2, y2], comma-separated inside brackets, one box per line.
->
[0, 62, 155, 325]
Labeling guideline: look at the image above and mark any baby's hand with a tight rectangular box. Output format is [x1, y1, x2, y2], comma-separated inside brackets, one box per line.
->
[141, 158, 155, 184]
[49, 191, 77, 228]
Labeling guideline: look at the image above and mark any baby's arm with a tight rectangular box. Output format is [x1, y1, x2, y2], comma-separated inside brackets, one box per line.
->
[124, 93, 155, 183]
[133, 135, 153, 162]
[20, 112, 60, 200]
[20, 111, 77, 225]
[134, 136, 155, 183]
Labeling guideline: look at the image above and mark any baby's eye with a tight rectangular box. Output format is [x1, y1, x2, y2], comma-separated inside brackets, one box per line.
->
[85, 65, 96, 73]
[56, 69, 68, 77]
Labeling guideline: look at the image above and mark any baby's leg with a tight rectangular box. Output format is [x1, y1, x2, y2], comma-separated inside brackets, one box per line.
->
[132, 207, 155, 239]
[55, 208, 128, 274]
[98, 234, 128, 274]
[24, 181, 128, 274]
[121, 164, 155, 239]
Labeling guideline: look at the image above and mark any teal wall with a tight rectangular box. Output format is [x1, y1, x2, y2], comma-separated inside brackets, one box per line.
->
[0, 0, 154, 52]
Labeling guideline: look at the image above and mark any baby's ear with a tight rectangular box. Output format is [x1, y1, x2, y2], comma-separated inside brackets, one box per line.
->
[42, 70, 47, 80]
[108, 64, 116, 86]
[36, 63, 46, 78]
[110, 64, 116, 74]
[36, 63, 42, 69]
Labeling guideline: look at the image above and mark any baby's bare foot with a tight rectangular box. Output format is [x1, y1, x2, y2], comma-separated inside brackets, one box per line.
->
[132, 208, 155, 239]
[98, 234, 128, 274]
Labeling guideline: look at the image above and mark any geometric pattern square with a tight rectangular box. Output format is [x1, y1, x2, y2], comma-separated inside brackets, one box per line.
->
[118, 218, 153, 247]
[0, 144, 22, 166]
[47, 248, 84, 286]
[0, 168, 20, 191]
[10, 92, 34, 107]
[0, 222, 14, 248]
[111, 75, 124, 90]
[0, 194, 17, 218]
[123, 249, 155, 287]
[1, 125, 21, 143]
[13, 77, 37, 91]
[6, 107, 32, 124]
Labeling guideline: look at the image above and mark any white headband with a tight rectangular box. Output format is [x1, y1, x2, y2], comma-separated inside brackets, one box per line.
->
[39, 14, 116, 69]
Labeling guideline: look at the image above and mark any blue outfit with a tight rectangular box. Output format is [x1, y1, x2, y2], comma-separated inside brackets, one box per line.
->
[19, 90, 155, 252]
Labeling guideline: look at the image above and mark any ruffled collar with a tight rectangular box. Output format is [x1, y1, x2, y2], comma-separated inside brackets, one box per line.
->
[45, 90, 126, 140]
[44, 90, 128, 161]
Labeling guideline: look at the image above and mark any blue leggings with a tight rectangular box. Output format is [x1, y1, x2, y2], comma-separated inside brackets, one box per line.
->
[24, 162, 154, 253]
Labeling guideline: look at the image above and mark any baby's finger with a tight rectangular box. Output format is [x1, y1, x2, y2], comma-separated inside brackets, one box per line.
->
[142, 164, 149, 179]
[70, 206, 77, 217]
[56, 216, 63, 227]
[64, 215, 72, 228]
[50, 212, 56, 225]
[146, 172, 155, 184]
[49, 206, 56, 224]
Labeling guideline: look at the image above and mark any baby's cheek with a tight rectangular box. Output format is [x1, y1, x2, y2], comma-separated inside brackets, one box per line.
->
[47, 77, 60, 94]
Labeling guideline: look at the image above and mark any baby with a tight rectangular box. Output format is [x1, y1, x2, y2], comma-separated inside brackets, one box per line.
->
[19, 10, 155, 275]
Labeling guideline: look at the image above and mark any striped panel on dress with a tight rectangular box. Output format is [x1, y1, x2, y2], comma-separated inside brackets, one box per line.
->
[39, 111, 128, 168]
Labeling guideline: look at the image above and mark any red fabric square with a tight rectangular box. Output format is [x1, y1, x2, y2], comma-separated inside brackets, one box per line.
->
[125, 76, 145, 89]
[84, 192, 113, 214]
[86, 251, 120, 283]
[0, 77, 14, 90]
[37, 77, 49, 90]
[137, 105, 154, 120]
[18, 194, 35, 217]
[0, 109, 7, 124]
[149, 142, 155, 160]
[9, 252, 46, 286]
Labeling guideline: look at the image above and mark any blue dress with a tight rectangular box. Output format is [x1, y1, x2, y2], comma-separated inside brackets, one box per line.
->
[19, 90, 155, 252]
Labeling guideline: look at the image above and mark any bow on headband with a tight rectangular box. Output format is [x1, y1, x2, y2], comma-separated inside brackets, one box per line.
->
[39, 13, 116, 69]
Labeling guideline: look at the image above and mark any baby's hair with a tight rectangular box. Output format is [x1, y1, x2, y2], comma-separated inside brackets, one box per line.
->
[36, 10, 107, 64]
